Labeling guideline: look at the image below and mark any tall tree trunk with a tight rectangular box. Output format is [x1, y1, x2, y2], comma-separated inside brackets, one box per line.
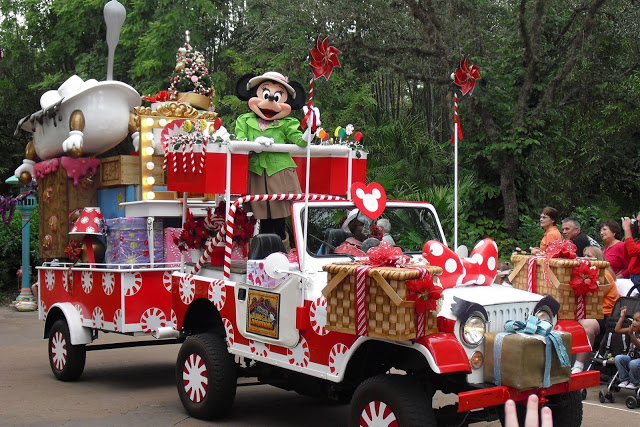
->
[500, 154, 519, 237]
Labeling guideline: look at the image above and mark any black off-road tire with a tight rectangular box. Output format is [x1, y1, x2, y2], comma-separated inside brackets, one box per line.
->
[48, 319, 86, 381]
[349, 374, 435, 427]
[547, 391, 583, 427]
[176, 332, 237, 420]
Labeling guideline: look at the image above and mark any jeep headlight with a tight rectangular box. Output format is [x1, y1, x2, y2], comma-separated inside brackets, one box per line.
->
[461, 315, 486, 347]
[535, 306, 553, 323]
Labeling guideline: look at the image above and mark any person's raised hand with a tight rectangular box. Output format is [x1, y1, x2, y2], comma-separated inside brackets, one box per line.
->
[504, 395, 553, 427]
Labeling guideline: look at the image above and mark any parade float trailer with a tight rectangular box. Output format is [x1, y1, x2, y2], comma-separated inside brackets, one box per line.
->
[14, 4, 602, 426]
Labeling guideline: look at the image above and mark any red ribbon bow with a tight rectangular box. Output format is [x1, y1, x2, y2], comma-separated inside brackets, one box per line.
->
[142, 90, 169, 103]
[545, 239, 577, 260]
[365, 241, 409, 266]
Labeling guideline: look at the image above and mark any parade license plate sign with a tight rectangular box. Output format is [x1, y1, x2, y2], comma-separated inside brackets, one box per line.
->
[247, 289, 280, 339]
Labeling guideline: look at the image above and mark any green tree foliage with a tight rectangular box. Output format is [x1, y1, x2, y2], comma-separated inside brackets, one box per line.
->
[0, 0, 639, 283]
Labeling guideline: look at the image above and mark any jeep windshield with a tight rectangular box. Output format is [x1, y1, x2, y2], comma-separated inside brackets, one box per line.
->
[300, 202, 445, 258]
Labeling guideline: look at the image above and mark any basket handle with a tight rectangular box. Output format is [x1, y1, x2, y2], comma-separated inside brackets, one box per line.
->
[369, 270, 414, 308]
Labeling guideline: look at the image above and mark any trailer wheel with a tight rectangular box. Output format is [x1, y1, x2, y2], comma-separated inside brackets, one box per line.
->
[349, 375, 435, 427]
[48, 319, 86, 381]
[176, 332, 236, 420]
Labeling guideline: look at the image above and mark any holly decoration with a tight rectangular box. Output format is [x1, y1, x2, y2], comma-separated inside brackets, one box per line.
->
[406, 273, 442, 312]
[168, 42, 214, 99]
[64, 240, 83, 262]
[569, 260, 600, 296]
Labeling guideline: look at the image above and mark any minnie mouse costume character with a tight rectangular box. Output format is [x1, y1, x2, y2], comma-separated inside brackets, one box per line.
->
[235, 71, 311, 240]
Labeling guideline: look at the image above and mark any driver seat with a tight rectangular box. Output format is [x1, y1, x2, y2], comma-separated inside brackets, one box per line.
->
[248, 234, 286, 260]
[323, 228, 351, 255]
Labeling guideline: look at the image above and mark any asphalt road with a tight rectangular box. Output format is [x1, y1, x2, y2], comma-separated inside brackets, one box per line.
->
[1, 305, 639, 426]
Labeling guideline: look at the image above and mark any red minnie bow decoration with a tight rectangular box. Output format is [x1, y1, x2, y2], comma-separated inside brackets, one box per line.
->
[310, 37, 341, 80]
[570, 260, 600, 296]
[453, 57, 481, 96]
[406, 274, 442, 312]
[366, 241, 410, 266]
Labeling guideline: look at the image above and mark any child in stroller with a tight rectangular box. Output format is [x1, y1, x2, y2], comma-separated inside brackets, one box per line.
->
[614, 305, 640, 389]
[594, 295, 640, 408]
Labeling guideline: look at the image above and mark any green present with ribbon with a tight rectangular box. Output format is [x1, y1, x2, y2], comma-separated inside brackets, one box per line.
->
[484, 316, 571, 390]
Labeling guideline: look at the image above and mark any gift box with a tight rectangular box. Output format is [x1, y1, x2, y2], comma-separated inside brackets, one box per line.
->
[246, 258, 297, 288]
[98, 185, 138, 219]
[321, 264, 442, 340]
[484, 330, 571, 390]
[509, 254, 609, 319]
[292, 155, 367, 195]
[106, 217, 164, 265]
[99, 155, 164, 187]
[166, 145, 248, 194]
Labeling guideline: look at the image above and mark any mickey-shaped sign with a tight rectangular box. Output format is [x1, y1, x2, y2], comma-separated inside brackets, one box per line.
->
[350, 182, 387, 221]
[422, 238, 498, 288]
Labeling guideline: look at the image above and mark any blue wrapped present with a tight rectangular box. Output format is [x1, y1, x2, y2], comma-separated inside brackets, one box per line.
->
[106, 217, 164, 265]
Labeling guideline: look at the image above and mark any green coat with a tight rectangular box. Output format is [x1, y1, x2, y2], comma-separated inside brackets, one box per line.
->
[235, 112, 307, 176]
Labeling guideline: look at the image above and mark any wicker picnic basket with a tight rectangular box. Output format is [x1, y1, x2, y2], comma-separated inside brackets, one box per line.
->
[321, 264, 443, 340]
[509, 254, 610, 319]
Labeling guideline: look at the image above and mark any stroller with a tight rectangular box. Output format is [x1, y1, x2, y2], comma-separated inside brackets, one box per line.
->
[590, 290, 640, 409]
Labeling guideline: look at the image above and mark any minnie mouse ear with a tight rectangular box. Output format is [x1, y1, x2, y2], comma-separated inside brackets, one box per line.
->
[287, 80, 306, 110]
[236, 73, 256, 101]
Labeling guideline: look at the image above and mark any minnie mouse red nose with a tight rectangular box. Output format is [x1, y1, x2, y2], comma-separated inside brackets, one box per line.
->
[247, 71, 297, 99]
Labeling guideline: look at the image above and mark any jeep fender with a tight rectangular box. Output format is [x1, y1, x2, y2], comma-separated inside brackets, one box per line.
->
[413, 333, 471, 374]
[44, 303, 92, 345]
[554, 319, 590, 354]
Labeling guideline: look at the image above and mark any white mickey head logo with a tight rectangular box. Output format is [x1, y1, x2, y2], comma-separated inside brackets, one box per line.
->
[355, 187, 382, 214]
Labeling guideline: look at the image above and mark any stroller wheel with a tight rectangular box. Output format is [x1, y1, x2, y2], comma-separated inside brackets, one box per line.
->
[599, 390, 606, 403]
[626, 395, 637, 409]
[608, 391, 616, 403]
[581, 389, 587, 400]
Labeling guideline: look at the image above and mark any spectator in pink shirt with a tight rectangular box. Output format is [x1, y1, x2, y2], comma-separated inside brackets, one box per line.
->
[600, 220, 630, 278]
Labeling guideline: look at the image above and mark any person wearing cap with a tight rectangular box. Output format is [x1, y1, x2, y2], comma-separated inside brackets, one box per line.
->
[235, 72, 314, 241]
[334, 209, 370, 257]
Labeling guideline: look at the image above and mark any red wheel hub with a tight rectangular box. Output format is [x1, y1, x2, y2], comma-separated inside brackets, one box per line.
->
[359, 400, 399, 427]
[182, 353, 209, 402]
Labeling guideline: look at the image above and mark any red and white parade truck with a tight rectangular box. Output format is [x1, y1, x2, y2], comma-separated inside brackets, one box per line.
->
[25, 125, 600, 427]
[15, 9, 602, 427]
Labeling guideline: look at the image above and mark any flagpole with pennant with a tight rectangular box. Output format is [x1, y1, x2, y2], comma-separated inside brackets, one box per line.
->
[451, 57, 481, 251]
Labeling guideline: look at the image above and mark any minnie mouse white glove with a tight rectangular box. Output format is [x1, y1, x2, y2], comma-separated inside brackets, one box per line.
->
[255, 136, 274, 146]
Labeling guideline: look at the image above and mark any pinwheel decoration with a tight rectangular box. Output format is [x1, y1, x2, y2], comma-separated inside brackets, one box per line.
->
[310, 37, 342, 81]
[303, 36, 342, 131]
[453, 57, 481, 96]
